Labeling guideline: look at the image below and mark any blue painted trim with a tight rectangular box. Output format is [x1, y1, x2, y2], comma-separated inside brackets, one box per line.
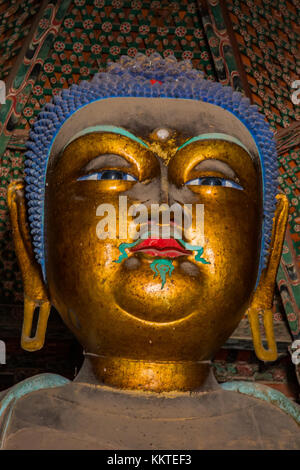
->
[221, 381, 300, 425]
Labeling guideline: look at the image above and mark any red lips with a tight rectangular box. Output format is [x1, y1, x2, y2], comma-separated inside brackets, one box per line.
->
[130, 238, 191, 258]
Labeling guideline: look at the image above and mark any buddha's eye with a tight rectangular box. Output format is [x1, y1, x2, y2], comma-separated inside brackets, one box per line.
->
[185, 176, 243, 190]
[78, 170, 137, 181]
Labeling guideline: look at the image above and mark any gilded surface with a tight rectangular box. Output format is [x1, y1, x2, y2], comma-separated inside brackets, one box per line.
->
[8, 131, 288, 391]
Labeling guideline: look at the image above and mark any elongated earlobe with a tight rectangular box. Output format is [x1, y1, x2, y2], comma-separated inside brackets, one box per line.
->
[7, 181, 51, 351]
[247, 193, 289, 361]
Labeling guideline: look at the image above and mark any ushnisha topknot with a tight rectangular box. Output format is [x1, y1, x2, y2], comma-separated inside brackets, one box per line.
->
[24, 53, 278, 279]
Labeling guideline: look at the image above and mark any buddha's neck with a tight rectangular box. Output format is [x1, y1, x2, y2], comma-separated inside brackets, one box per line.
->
[85, 354, 211, 392]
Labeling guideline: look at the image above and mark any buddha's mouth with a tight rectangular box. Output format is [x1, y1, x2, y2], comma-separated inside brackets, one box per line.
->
[114, 231, 209, 267]
[130, 238, 192, 258]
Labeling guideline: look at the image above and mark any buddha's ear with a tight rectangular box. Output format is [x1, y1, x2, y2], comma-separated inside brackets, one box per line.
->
[247, 193, 289, 361]
[7, 180, 51, 352]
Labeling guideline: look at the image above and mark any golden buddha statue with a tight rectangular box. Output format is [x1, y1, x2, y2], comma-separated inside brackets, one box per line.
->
[1, 54, 299, 449]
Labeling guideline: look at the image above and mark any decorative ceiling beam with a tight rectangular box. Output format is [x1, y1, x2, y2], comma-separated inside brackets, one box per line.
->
[0, 0, 72, 158]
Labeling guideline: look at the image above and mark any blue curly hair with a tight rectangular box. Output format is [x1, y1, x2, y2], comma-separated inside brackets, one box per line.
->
[24, 53, 278, 280]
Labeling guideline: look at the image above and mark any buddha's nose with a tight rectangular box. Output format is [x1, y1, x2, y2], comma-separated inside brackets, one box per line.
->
[159, 165, 169, 204]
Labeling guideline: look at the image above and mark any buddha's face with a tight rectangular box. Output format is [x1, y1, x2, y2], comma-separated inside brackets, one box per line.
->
[45, 122, 262, 361]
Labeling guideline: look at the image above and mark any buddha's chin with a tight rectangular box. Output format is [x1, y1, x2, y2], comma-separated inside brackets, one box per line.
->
[112, 256, 203, 323]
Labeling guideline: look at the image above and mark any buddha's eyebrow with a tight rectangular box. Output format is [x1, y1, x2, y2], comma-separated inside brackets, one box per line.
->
[178, 132, 250, 155]
[65, 125, 149, 150]
[193, 159, 236, 179]
[84, 154, 131, 172]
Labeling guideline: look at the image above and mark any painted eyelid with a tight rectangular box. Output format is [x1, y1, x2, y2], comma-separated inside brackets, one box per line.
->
[77, 170, 138, 181]
[186, 170, 238, 180]
[185, 177, 243, 189]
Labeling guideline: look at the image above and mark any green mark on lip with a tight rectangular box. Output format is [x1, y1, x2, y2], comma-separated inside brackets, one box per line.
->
[114, 231, 151, 263]
[150, 259, 174, 289]
[178, 240, 210, 264]
[114, 239, 141, 263]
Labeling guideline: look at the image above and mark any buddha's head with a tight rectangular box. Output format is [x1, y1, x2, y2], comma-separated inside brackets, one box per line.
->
[8, 54, 288, 391]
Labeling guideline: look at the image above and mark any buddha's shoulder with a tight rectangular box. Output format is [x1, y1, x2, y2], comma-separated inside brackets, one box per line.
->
[1, 374, 300, 424]
[221, 381, 300, 419]
[0, 373, 70, 429]
[1, 375, 299, 449]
